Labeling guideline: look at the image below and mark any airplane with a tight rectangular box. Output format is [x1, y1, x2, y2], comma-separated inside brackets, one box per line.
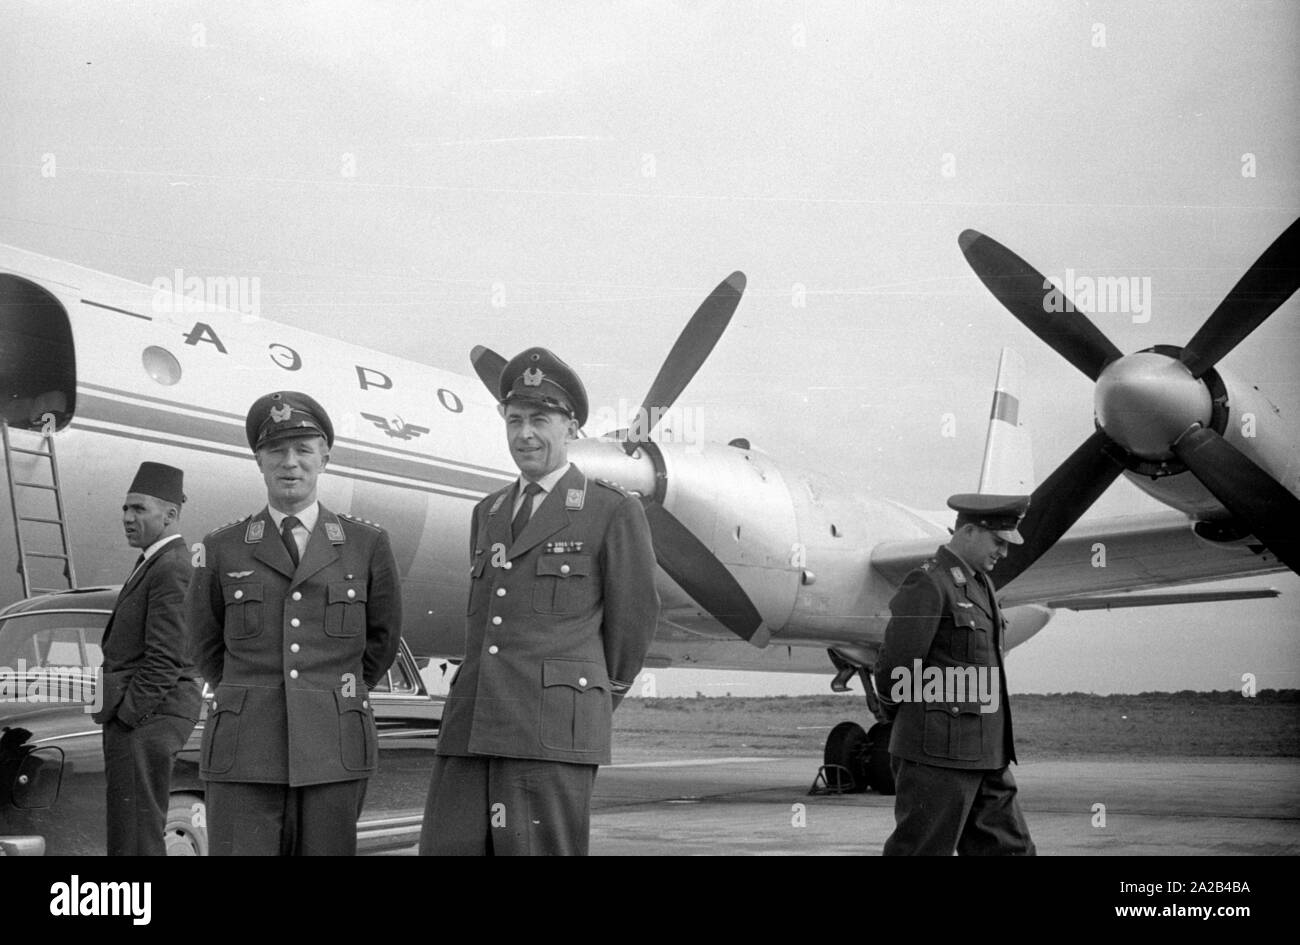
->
[1, 216, 1295, 794]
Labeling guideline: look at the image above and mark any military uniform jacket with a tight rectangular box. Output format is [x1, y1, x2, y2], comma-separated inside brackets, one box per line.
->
[437, 464, 660, 766]
[187, 505, 401, 786]
[94, 536, 202, 728]
[872, 545, 1016, 770]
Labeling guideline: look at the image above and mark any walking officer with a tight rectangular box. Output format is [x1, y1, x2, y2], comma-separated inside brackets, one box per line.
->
[873, 493, 1036, 856]
[188, 391, 401, 855]
[419, 347, 660, 855]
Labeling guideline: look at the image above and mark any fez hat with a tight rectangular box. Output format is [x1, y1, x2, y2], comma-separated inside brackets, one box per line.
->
[128, 462, 186, 505]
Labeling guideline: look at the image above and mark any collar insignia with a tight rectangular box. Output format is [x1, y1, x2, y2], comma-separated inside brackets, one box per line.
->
[325, 522, 345, 543]
[489, 492, 508, 515]
[565, 488, 585, 510]
[949, 566, 967, 585]
[245, 520, 265, 543]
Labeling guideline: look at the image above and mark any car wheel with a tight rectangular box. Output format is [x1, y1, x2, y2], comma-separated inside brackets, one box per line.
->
[165, 792, 208, 856]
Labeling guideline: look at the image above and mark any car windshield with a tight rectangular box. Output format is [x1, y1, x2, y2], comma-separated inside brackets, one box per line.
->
[0, 612, 107, 671]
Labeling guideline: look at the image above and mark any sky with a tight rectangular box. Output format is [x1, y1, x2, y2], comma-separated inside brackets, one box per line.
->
[2, 1, 1298, 694]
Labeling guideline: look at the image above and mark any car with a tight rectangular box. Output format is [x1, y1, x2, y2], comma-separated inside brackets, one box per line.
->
[0, 586, 441, 855]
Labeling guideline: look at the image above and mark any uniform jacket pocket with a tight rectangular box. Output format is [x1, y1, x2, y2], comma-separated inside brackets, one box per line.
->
[533, 554, 593, 615]
[223, 583, 264, 640]
[325, 581, 368, 637]
[539, 658, 610, 753]
[335, 688, 376, 771]
[202, 685, 247, 775]
[922, 701, 984, 762]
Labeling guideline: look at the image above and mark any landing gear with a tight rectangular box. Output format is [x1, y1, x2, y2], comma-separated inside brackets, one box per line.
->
[810, 649, 896, 795]
[815, 721, 895, 795]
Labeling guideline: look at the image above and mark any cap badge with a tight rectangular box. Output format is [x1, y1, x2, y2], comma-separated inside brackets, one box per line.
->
[523, 367, 544, 387]
[270, 404, 292, 423]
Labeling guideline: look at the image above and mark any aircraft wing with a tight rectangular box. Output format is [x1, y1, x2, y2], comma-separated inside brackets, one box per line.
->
[870, 511, 1284, 606]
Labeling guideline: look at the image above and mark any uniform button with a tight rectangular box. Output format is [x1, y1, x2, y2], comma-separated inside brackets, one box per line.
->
[496, 588, 506, 597]
[292, 591, 302, 601]
[362, 700, 369, 709]
[233, 590, 244, 600]
[491, 616, 502, 626]
[347, 588, 356, 599]
[578, 677, 588, 687]
[503, 561, 512, 570]
[488, 645, 499, 655]
[560, 564, 571, 575]
[290, 643, 300, 653]
[211, 700, 217, 710]
[290, 669, 299, 679]
[950, 706, 959, 715]
[291, 618, 301, 628]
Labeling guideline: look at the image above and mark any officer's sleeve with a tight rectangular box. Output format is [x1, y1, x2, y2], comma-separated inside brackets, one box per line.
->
[872, 570, 943, 717]
[186, 539, 226, 687]
[599, 495, 660, 710]
[116, 550, 194, 728]
[362, 529, 402, 689]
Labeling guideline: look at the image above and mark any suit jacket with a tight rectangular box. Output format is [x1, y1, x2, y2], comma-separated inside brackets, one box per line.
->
[872, 545, 1016, 770]
[437, 464, 660, 766]
[187, 505, 401, 786]
[94, 536, 202, 728]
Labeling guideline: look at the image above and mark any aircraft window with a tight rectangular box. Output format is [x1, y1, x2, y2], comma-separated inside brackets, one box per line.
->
[142, 346, 182, 385]
[831, 524, 841, 537]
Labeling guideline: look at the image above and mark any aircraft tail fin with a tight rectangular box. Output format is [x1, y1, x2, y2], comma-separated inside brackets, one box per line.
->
[977, 348, 1034, 494]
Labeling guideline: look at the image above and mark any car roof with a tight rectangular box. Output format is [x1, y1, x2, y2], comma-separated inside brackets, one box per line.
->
[0, 586, 120, 617]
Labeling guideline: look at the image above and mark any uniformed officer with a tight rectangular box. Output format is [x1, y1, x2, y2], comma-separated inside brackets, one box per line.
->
[872, 494, 1036, 856]
[187, 391, 401, 855]
[96, 462, 202, 855]
[419, 347, 660, 856]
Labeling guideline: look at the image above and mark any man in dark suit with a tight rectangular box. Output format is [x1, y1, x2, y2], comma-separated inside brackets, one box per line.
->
[187, 391, 401, 855]
[95, 461, 202, 856]
[419, 347, 660, 856]
[873, 494, 1036, 856]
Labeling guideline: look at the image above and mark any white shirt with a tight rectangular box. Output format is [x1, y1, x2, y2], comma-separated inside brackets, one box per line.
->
[268, 501, 319, 560]
[128, 532, 183, 580]
[510, 463, 571, 519]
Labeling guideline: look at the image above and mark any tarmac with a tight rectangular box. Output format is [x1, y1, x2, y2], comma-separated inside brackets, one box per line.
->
[586, 755, 1300, 855]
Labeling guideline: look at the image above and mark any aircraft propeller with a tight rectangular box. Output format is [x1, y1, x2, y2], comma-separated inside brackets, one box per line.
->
[467, 271, 767, 642]
[959, 219, 1300, 584]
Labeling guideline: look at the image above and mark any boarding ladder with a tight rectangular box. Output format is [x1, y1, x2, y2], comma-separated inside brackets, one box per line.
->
[1, 421, 78, 595]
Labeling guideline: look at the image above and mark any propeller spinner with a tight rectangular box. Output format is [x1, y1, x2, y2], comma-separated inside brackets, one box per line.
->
[959, 219, 1300, 582]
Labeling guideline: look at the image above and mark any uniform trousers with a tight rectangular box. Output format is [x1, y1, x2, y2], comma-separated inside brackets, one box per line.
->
[418, 754, 598, 856]
[883, 757, 1036, 856]
[102, 714, 197, 856]
[207, 779, 366, 856]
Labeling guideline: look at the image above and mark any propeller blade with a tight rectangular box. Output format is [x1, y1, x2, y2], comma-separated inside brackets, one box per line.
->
[470, 345, 508, 399]
[959, 230, 1124, 381]
[642, 502, 766, 642]
[1180, 217, 1300, 378]
[994, 429, 1127, 588]
[1172, 426, 1300, 573]
[624, 272, 746, 450]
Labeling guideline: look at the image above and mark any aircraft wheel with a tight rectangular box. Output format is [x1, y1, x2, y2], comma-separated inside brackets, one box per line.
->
[823, 721, 870, 793]
[165, 792, 208, 856]
[864, 723, 895, 795]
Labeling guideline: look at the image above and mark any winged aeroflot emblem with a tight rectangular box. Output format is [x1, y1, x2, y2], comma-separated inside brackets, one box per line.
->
[361, 413, 430, 441]
[269, 404, 293, 423]
[522, 367, 544, 386]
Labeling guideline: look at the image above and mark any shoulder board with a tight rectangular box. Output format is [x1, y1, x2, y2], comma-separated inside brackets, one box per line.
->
[338, 512, 384, 532]
[918, 557, 937, 573]
[206, 516, 250, 539]
[593, 478, 629, 496]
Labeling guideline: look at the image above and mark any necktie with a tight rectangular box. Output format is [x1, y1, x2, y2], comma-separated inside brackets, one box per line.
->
[281, 515, 302, 567]
[511, 482, 543, 542]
